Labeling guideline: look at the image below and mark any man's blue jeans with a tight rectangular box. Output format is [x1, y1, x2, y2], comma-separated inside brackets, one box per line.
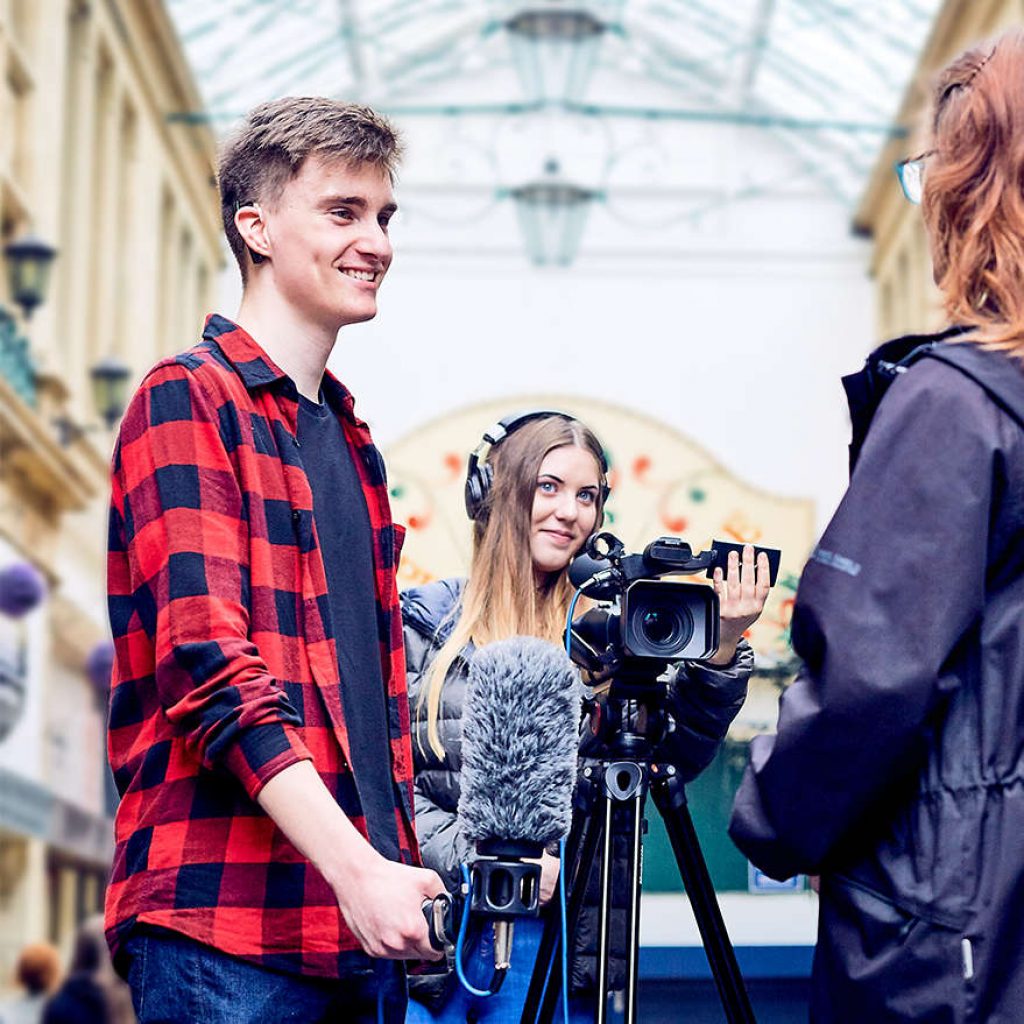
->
[125, 928, 407, 1023]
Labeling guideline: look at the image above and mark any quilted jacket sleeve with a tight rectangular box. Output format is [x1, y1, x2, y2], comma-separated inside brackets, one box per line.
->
[657, 640, 753, 781]
[403, 615, 472, 892]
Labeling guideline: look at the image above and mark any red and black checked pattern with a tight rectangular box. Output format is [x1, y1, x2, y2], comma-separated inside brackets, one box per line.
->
[105, 314, 418, 977]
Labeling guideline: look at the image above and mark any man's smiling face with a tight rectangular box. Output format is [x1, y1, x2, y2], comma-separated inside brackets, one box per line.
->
[260, 153, 396, 331]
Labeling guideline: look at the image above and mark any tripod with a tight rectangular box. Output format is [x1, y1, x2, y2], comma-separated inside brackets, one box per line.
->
[518, 665, 757, 1024]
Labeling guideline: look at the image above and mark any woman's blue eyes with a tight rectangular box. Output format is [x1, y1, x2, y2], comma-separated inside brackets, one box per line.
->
[537, 480, 596, 503]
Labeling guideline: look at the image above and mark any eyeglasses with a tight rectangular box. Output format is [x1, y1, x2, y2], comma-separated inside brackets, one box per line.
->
[895, 151, 933, 205]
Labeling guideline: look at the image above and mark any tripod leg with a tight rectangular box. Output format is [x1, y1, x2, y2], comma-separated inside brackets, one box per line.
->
[623, 788, 643, 1024]
[651, 767, 757, 1024]
[521, 803, 604, 1024]
[597, 761, 646, 1024]
[529, 809, 586, 1003]
[596, 792, 614, 1023]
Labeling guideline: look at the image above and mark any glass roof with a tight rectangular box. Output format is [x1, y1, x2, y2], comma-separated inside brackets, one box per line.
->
[167, 0, 942, 209]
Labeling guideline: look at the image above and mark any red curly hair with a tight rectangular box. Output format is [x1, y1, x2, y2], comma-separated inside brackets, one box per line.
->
[14, 942, 61, 995]
[922, 30, 1024, 358]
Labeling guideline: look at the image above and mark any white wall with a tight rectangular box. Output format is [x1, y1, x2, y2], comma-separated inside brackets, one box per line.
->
[346, 232, 870, 536]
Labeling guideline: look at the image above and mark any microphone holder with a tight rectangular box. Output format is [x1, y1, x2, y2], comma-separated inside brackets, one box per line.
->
[446, 838, 545, 994]
[519, 661, 757, 1024]
[470, 841, 543, 920]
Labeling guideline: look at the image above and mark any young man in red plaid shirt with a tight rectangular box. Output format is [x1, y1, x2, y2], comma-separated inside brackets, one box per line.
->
[105, 98, 444, 1023]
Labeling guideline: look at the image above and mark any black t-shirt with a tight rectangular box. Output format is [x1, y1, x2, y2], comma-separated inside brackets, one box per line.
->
[297, 392, 400, 861]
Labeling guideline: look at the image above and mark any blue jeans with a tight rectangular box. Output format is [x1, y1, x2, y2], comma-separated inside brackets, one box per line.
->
[125, 929, 407, 1024]
[405, 918, 591, 1023]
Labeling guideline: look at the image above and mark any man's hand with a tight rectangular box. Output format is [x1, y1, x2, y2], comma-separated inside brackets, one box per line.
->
[707, 544, 770, 666]
[333, 852, 446, 961]
[256, 761, 446, 962]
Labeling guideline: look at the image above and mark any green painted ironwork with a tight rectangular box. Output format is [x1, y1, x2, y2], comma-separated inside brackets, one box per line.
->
[168, 99, 908, 137]
[0, 306, 38, 408]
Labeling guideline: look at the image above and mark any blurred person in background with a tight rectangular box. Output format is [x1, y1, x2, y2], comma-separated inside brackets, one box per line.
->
[402, 412, 770, 1021]
[0, 942, 60, 1024]
[731, 29, 1024, 1024]
[42, 916, 133, 1024]
[104, 97, 443, 1024]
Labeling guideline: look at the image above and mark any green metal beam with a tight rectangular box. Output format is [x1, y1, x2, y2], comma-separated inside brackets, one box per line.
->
[169, 98, 907, 137]
[739, 0, 777, 104]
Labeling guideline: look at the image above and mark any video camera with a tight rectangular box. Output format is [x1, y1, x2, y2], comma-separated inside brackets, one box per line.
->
[567, 532, 780, 682]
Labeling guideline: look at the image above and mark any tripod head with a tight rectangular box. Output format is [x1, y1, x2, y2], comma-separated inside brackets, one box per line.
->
[577, 660, 673, 762]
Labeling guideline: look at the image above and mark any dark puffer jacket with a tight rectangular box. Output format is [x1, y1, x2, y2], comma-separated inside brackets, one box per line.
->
[730, 351, 1024, 1023]
[403, 579, 753, 999]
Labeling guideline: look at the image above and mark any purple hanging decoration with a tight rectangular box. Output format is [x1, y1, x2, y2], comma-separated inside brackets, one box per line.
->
[86, 640, 116, 694]
[0, 561, 47, 618]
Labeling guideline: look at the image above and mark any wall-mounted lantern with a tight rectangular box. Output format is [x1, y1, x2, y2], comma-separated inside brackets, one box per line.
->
[90, 356, 132, 431]
[54, 355, 132, 446]
[3, 234, 57, 321]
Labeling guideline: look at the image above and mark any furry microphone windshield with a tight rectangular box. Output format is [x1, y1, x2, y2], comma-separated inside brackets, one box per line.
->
[458, 636, 581, 846]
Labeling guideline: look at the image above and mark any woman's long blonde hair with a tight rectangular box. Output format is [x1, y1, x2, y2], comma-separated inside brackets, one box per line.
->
[417, 415, 607, 759]
[922, 30, 1024, 358]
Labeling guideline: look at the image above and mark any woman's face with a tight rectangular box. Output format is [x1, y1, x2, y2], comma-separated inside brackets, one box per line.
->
[530, 444, 602, 577]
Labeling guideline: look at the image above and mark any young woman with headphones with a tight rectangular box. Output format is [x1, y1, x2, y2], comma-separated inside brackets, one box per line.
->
[402, 411, 770, 1022]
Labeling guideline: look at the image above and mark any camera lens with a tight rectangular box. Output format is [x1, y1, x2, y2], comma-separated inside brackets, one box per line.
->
[622, 579, 715, 660]
[639, 604, 693, 650]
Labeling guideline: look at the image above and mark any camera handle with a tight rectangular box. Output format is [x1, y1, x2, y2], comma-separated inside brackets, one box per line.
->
[422, 891, 457, 952]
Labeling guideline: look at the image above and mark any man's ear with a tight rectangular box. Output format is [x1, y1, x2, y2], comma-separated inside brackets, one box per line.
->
[235, 203, 270, 265]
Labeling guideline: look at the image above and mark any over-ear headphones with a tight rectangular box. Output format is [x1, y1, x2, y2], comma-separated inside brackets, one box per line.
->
[464, 409, 610, 521]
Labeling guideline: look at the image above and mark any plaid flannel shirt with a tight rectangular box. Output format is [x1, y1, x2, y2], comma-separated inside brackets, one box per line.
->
[104, 314, 418, 977]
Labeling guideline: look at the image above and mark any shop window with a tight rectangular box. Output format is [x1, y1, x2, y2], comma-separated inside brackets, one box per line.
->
[113, 101, 138, 358]
[897, 247, 911, 334]
[156, 187, 175, 354]
[46, 858, 60, 944]
[880, 277, 894, 339]
[9, 0, 35, 56]
[0, 613, 27, 742]
[4, 48, 33, 192]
